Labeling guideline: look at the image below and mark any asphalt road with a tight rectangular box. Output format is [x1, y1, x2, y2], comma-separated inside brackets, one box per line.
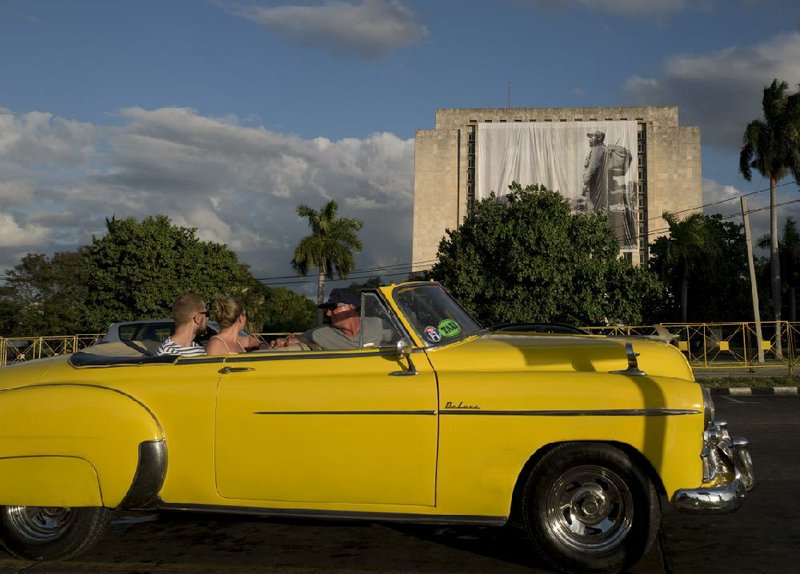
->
[655, 394, 800, 573]
[0, 395, 796, 574]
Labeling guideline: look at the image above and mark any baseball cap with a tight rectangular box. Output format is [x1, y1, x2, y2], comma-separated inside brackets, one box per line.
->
[318, 288, 360, 309]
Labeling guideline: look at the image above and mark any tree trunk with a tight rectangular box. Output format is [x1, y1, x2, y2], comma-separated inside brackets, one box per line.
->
[770, 177, 783, 358]
[316, 265, 327, 325]
[680, 273, 688, 323]
[316, 267, 326, 305]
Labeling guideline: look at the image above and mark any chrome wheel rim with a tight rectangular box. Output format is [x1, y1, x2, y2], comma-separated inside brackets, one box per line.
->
[3, 506, 75, 543]
[543, 465, 633, 554]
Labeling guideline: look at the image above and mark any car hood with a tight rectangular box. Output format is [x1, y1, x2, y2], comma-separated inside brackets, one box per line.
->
[425, 332, 694, 381]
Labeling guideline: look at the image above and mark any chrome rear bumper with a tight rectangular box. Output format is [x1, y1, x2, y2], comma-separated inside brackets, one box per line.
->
[672, 421, 754, 513]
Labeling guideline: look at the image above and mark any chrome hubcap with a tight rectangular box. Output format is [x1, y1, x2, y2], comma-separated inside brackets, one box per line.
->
[544, 465, 633, 554]
[3, 506, 74, 543]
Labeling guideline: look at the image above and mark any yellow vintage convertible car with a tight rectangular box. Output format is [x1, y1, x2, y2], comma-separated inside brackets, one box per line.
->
[0, 281, 753, 573]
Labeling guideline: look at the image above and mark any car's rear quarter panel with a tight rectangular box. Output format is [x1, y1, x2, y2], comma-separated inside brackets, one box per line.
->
[0, 356, 227, 507]
[0, 380, 164, 506]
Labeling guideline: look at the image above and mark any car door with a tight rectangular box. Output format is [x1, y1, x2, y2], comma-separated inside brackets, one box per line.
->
[214, 306, 438, 507]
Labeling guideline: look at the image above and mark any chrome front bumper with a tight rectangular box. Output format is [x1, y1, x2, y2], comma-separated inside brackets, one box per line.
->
[672, 420, 755, 513]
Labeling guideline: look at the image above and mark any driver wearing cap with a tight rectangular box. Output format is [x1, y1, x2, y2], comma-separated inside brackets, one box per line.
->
[271, 288, 393, 350]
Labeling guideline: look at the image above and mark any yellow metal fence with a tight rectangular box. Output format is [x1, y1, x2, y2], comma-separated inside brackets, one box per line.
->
[582, 321, 800, 373]
[1, 335, 103, 367]
[3, 323, 800, 372]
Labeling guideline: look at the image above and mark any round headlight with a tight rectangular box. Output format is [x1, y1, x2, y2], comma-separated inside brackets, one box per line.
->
[702, 387, 715, 429]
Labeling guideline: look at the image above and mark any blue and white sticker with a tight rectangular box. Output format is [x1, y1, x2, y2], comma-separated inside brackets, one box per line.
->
[423, 326, 441, 343]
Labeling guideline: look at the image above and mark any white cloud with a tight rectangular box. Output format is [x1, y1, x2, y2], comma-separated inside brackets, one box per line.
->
[702, 177, 800, 251]
[0, 106, 415, 291]
[0, 109, 95, 165]
[226, 0, 428, 57]
[624, 32, 800, 149]
[0, 211, 51, 248]
[702, 179, 746, 213]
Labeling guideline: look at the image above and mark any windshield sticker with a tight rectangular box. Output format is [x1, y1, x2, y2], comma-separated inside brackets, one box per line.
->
[423, 326, 441, 343]
[438, 319, 461, 338]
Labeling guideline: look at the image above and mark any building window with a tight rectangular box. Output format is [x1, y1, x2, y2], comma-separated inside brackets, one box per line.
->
[467, 126, 476, 204]
[637, 123, 648, 262]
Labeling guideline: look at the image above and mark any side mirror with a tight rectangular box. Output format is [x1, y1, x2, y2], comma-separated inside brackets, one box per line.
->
[396, 339, 413, 359]
[392, 339, 418, 376]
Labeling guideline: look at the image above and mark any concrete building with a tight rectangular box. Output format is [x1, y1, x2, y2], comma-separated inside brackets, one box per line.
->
[412, 106, 701, 270]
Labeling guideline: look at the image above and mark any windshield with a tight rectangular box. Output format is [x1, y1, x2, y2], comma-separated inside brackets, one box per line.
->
[392, 283, 483, 346]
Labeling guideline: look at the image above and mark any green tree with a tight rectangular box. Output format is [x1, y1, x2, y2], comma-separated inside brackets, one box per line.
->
[223, 277, 272, 333]
[739, 79, 800, 326]
[430, 183, 662, 326]
[0, 251, 89, 335]
[291, 200, 363, 305]
[649, 213, 748, 323]
[0, 290, 18, 336]
[83, 215, 255, 331]
[660, 213, 718, 322]
[261, 287, 316, 333]
[757, 217, 800, 321]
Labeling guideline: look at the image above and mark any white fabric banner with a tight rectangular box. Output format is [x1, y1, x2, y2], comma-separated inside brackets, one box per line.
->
[476, 121, 639, 249]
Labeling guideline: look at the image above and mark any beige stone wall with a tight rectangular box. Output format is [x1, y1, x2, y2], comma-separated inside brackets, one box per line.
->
[645, 124, 703, 239]
[435, 106, 679, 130]
[412, 129, 461, 272]
[412, 106, 702, 269]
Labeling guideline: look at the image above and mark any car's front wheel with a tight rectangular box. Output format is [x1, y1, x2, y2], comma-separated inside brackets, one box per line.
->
[0, 505, 111, 561]
[521, 443, 660, 573]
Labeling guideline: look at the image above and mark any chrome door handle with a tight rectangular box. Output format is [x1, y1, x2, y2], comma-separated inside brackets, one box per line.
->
[219, 366, 255, 374]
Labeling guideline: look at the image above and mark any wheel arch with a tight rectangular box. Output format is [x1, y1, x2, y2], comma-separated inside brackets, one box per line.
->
[508, 439, 666, 523]
[0, 383, 166, 508]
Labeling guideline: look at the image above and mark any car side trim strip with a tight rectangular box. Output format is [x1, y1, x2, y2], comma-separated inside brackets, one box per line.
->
[158, 503, 507, 526]
[440, 408, 699, 416]
[251, 409, 696, 416]
[253, 410, 437, 416]
[222, 349, 414, 363]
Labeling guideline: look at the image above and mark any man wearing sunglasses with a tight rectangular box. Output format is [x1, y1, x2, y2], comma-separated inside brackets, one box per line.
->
[156, 293, 209, 356]
[272, 288, 393, 350]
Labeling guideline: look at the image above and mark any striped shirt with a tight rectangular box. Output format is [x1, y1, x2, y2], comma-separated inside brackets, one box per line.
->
[156, 337, 206, 357]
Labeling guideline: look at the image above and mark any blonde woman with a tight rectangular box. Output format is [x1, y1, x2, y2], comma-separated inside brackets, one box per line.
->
[205, 295, 264, 355]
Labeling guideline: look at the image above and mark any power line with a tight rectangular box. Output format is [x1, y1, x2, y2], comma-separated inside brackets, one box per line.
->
[609, 182, 800, 241]
[252, 259, 438, 282]
[258, 269, 423, 286]
[5, 183, 796, 288]
[642, 197, 800, 240]
[641, 182, 783, 226]
[257, 184, 800, 286]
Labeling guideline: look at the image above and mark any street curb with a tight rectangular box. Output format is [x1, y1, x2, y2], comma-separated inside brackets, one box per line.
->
[706, 386, 799, 396]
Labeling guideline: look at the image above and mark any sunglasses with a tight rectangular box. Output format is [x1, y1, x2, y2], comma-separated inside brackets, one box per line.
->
[198, 310, 210, 317]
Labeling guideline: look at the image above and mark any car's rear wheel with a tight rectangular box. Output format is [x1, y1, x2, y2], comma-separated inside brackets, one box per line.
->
[0, 505, 111, 561]
[520, 443, 660, 573]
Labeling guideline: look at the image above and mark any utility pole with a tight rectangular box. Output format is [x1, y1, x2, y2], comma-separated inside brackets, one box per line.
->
[741, 197, 765, 364]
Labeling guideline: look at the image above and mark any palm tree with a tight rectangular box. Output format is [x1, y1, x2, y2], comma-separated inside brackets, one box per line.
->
[758, 217, 800, 321]
[739, 79, 800, 328]
[291, 200, 363, 305]
[662, 212, 717, 322]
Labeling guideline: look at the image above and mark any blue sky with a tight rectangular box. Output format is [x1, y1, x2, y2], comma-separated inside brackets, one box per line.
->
[1, 0, 800, 294]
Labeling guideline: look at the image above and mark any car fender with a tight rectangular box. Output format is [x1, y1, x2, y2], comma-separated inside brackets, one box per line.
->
[0, 383, 165, 508]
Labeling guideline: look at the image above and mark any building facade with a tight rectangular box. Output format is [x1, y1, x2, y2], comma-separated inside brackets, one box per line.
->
[412, 106, 701, 270]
